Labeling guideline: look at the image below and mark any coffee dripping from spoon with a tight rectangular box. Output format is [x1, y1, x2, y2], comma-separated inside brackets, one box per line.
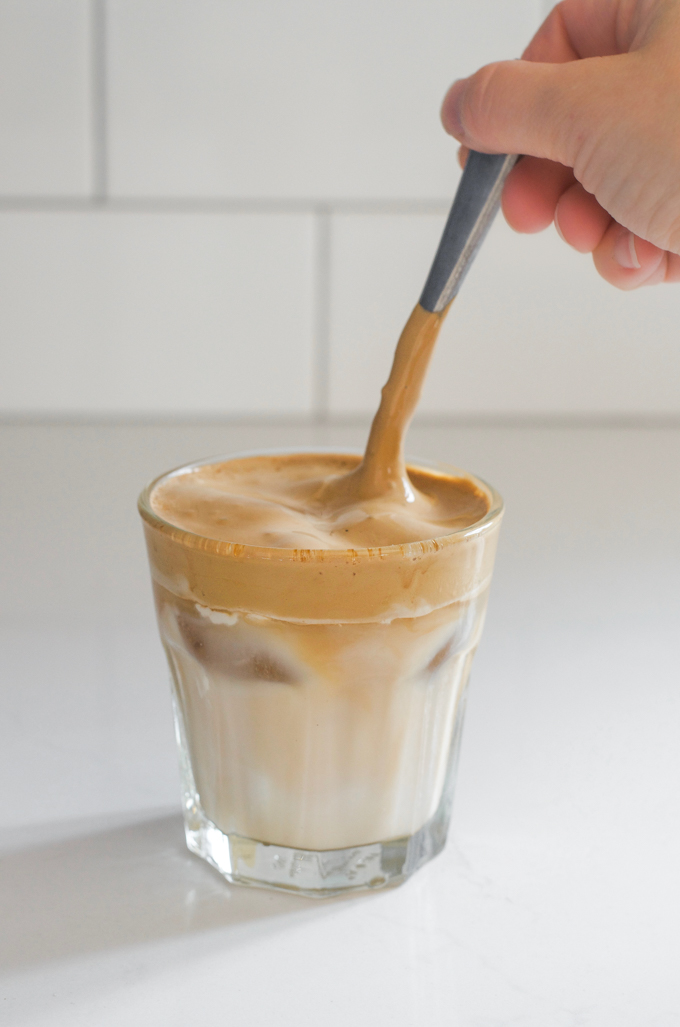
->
[311, 151, 518, 515]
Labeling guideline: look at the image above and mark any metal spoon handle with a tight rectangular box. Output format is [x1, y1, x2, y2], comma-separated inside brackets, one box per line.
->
[419, 151, 518, 313]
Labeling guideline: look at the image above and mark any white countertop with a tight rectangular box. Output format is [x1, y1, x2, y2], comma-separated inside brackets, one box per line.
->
[2, 421, 679, 1026]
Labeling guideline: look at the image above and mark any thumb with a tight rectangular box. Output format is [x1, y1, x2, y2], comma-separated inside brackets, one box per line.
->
[441, 58, 604, 166]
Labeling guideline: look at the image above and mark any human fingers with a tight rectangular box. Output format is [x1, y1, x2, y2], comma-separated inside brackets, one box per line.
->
[524, 0, 644, 62]
[592, 221, 680, 288]
[518, 0, 632, 63]
[554, 182, 612, 252]
[522, 3, 579, 62]
[441, 56, 613, 166]
[502, 157, 574, 233]
[560, 0, 667, 59]
[519, 0, 659, 63]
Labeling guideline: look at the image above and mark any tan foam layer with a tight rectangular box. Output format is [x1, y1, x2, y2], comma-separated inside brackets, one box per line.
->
[140, 455, 502, 623]
[150, 452, 490, 549]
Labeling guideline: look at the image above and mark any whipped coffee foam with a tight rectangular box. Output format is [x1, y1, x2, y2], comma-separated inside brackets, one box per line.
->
[150, 452, 489, 550]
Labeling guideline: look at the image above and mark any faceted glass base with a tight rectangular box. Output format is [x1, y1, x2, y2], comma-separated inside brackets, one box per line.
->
[173, 669, 469, 897]
[183, 800, 449, 898]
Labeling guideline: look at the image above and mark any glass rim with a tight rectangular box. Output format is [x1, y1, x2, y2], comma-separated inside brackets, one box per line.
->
[137, 446, 504, 562]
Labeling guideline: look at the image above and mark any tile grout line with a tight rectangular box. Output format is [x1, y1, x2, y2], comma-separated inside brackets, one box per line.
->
[2, 414, 680, 429]
[311, 206, 332, 420]
[0, 197, 451, 215]
[91, 0, 107, 203]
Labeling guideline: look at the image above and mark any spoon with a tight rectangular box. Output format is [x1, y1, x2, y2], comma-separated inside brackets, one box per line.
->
[420, 150, 518, 312]
[354, 149, 520, 495]
[318, 149, 519, 508]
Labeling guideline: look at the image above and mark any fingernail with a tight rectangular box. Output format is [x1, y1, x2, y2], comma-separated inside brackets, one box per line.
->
[614, 229, 641, 269]
[441, 79, 468, 139]
[554, 207, 566, 244]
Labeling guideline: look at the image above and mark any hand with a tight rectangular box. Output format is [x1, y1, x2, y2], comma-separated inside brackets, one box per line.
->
[441, 0, 680, 288]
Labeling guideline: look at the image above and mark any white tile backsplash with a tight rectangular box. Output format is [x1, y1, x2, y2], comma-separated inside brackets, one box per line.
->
[328, 213, 680, 416]
[0, 0, 676, 420]
[106, 0, 539, 200]
[0, 211, 315, 415]
[0, 0, 92, 196]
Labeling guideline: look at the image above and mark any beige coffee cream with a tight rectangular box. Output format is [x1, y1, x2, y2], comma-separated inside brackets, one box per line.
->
[139, 304, 503, 879]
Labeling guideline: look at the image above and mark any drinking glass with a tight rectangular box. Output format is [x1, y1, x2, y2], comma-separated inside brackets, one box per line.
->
[138, 450, 503, 896]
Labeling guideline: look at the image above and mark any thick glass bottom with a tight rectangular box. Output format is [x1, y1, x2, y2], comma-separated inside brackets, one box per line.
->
[183, 800, 448, 898]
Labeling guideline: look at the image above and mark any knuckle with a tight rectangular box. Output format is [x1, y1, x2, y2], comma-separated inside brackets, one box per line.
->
[459, 64, 503, 144]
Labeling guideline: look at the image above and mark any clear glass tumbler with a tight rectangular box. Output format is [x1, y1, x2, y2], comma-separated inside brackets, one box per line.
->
[138, 450, 503, 896]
